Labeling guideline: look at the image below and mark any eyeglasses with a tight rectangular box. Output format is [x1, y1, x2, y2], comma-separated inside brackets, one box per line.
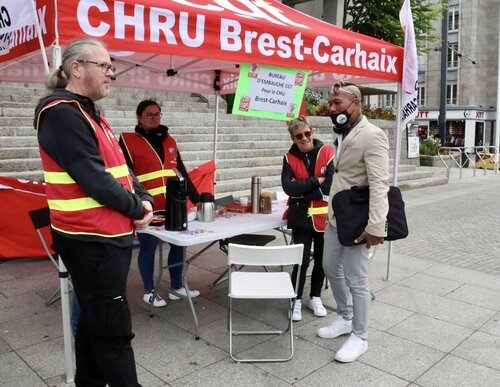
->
[144, 112, 162, 119]
[294, 131, 312, 140]
[77, 60, 116, 74]
[333, 82, 358, 98]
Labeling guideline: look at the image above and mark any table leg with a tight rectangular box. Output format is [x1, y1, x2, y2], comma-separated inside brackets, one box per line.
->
[150, 241, 165, 317]
[149, 240, 219, 339]
[181, 241, 218, 339]
[181, 246, 199, 340]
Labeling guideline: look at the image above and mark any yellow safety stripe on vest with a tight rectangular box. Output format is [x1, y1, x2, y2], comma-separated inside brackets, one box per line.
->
[51, 224, 133, 238]
[44, 164, 129, 184]
[308, 206, 328, 215]
[48, 197, 104, 212]
[136, 169, 176, 183]
[148, 186, 166, 196]
[107, 164, 130, 178]
[44, 171, 76, 184]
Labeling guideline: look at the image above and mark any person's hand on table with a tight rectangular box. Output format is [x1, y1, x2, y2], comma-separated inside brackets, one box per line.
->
[134, 201, 153, 230]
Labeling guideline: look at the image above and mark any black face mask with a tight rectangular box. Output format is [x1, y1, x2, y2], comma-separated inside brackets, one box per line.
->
[330, 111, 352, 133]
[330, 100, 355, 134]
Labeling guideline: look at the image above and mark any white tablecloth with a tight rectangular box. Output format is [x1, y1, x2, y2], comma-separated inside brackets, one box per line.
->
[139, 201, 287, 245]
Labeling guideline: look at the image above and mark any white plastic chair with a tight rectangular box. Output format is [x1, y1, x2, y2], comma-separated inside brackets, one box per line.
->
[227, 243, 304, 363]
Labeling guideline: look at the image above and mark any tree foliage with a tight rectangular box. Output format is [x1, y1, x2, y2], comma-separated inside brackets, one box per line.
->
[343, 0, 446, 53]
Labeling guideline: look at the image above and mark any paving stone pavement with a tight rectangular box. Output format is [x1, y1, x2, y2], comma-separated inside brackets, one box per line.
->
[397, 168, 500, 275]
[1, 167, 500, 387]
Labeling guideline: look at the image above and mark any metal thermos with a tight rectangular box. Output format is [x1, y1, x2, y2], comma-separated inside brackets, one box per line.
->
[165, 169, 187, 231]
[251, 176, 261, 214]
[196, 192, 216, 222]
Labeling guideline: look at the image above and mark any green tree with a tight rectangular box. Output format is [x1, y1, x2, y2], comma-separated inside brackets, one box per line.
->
[343, 0, 446, 53]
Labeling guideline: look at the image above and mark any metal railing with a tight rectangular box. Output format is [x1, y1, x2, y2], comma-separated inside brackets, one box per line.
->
[437, 146, 500, 179]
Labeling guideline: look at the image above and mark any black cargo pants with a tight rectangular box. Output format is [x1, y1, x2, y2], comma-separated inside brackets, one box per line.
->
[53, 233, 141, 387]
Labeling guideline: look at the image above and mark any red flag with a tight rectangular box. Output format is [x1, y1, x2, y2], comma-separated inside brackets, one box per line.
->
[187, 160, 216, 210]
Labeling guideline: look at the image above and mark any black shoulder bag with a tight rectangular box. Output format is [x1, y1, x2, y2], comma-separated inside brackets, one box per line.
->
[332, 186, 408, 246]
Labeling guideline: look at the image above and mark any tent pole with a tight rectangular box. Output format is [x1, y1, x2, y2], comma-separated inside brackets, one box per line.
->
[58, 258, 75, 385]
[213, 93, 220, 195]
[51, 41, 74, 386]
[495, 1, 500, 174]
[29, 0, 50, 74]
[385, 83, 404, 281]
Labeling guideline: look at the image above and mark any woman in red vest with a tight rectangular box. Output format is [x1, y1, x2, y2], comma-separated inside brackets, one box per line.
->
[282, 116, 334, 321]
[120, 100, 200, 307]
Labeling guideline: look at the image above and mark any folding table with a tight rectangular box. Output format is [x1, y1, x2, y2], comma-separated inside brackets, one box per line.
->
[138, 201, 287, 339]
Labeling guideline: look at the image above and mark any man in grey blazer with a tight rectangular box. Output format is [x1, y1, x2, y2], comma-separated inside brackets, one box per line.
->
[318, 82, 390, 363]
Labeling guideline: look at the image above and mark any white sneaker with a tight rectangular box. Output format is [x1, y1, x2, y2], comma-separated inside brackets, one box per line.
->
[334, 333, 368, 363]
[169, 287, 201, 300]
[308, 297, 327, 317]
[143, 292, 167, 308]
[317, 315, 352, 339]
[291, 299, 302, 321]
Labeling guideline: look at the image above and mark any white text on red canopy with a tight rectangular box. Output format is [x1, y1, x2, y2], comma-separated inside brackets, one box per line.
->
[77, 0, 398, 76]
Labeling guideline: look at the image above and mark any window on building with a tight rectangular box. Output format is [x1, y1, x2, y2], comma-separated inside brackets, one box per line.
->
[448, 7, 459, 32]
[448, 43, 459, 69]
[417, 86, 425, 106]
[446, 83, 458, 105]
[382, 94, 395, 108]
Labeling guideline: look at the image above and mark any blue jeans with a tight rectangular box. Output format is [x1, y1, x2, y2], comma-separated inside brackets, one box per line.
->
[137, 233, 183, 292]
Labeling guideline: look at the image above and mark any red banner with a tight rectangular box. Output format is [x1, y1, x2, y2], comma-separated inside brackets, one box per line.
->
[0, 161, 215, 258]
[0, 177, 52, 259]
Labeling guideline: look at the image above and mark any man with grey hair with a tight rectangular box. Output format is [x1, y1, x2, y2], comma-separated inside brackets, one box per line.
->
[35, 38, 152, 386]
[318, 81, 390, 363]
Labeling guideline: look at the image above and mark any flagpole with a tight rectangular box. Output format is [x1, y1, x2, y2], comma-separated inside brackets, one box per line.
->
[495, 1, 500, 173]
[385, 83, 404, 281]
[385, 0, 418, 281]
[28, 0, 50, 74]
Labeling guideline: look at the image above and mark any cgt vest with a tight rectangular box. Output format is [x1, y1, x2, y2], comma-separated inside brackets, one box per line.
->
[120, 132, 177, 212]
[36, 99, 135, 238]
[283, 146, 334, 231]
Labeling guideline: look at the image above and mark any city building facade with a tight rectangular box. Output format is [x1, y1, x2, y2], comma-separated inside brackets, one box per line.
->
[416, 0, 498, 149]
[283, 0, 499, 148]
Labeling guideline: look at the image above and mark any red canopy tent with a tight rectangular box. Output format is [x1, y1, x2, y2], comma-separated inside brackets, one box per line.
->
[0, 0, 403, 90]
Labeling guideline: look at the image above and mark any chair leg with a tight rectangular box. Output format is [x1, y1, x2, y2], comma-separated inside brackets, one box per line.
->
[229, 298, 295, 363]
[45, 287, 62, 306]
[213, 267, 231, 286]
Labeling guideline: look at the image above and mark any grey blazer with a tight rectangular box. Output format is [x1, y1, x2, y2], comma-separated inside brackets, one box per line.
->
[328, 116, 390, 237]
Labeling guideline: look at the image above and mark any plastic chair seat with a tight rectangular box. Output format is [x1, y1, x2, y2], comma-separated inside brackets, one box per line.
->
[230, 272, 296, 299]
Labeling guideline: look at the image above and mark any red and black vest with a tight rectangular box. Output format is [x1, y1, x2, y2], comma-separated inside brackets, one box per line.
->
[283, 146, 334, 231]
[36, 99, 134, 238]
[120, 132, 178, 212]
